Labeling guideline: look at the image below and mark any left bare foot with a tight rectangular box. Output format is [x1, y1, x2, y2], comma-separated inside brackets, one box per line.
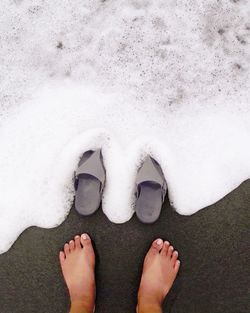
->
[59, 233, 95, 313]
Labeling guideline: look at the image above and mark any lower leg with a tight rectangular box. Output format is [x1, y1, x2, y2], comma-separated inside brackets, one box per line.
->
[137, 239, 180, 313]
[59, 233, 96, 313]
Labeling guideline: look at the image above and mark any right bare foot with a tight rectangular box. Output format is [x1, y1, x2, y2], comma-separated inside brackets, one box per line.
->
[59, 233, 95, 313]
[137, 239, 180, 313]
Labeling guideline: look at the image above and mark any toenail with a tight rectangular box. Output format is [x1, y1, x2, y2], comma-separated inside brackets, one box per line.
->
[81, 233, 88, 240]
[156, 239, 163, 245]
[165, 241, 169, 246]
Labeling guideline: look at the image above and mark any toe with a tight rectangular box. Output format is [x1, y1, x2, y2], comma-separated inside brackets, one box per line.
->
[59, 251, 65, 264]
[172, 250, 178, 264]
[81, 233, 95, 257]
[69, 240, 75, 252]
[149, 238, 164, 255]
[167, 245, 174, 258]
[174, 260, 181, 272]
[64, 243, 70, 256]
[74, 235, 81, 249]
[161, 241, 170, 255]
[80, 233, 92, 247]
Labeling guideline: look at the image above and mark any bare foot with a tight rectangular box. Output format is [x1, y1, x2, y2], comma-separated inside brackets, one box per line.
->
[59, 233, 95, 313]
[137, 239, 180, 313]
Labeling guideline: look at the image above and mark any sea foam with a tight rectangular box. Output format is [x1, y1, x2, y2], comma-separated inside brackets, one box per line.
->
[0, 0, 249, 253]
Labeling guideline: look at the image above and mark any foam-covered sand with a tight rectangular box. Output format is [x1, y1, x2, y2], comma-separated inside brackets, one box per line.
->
[0, 0, 249, 253]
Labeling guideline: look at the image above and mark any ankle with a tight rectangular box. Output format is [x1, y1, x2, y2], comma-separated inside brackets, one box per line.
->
[70, 300, 94, 313]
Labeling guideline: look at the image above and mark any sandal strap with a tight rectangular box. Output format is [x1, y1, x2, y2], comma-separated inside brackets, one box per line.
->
[75, 149, 105, 187]
[136, 156, 167, 199]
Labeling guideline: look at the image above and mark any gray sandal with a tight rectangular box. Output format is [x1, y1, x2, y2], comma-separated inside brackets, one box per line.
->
[135, 156, 167, 223]
[74, 149, 105, 216]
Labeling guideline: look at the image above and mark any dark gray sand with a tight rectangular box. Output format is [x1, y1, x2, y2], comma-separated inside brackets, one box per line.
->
[0, 181, 249, 313]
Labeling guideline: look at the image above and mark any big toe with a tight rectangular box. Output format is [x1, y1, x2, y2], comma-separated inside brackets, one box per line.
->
[148, 238, 163, 256]
[81, 233, 95, 256]
[80, 233, 91, 246]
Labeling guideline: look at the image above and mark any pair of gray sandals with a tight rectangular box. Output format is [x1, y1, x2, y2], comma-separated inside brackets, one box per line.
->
[74, 149, 167, 223]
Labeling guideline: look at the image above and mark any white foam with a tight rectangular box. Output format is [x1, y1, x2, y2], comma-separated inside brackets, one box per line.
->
[0, 0, 249, 253]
